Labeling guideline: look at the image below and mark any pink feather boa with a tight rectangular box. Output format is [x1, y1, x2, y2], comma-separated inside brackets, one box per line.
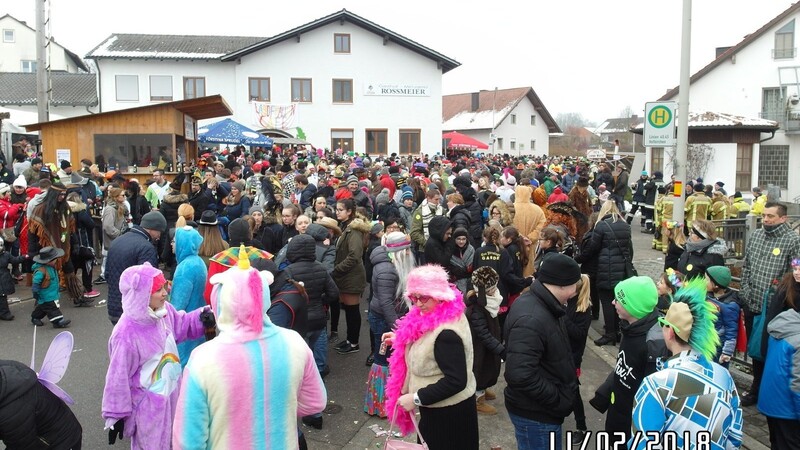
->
[385, 286, 466, 435]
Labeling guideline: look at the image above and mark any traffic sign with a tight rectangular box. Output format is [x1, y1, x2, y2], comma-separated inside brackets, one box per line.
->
[644, 101, 676, 147]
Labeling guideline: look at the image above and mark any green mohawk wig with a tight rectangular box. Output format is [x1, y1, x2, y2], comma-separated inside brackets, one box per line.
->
[671, 277, 720, 361]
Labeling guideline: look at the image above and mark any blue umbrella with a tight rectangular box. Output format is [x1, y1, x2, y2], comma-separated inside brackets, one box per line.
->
[197, 118, 274, 147]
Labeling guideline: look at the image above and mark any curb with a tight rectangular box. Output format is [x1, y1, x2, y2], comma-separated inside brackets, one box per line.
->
[586, 326, 768, 450]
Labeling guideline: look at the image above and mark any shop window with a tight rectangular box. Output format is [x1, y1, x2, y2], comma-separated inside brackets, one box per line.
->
[366, 129, 387, 154]
[334, 34, 351, 53]
[184, 77, 205, 99]
[249, 77, 270, 101]
[399, 129, 420, 154]
[149, 75, 173, 101]
[94, 134, 173, 172]
[115, 75, 139, 101]
[292, 78, 312, 102]
[333, 79, 353, 103]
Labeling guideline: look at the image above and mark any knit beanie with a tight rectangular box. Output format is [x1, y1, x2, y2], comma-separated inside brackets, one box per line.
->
[472, 266, 499, 290]
[140, 211, 167, 232]
[376, 188, 391, 206]
[232, 180, 246, 192]
[346, 175, 358, 185]
[249, 205, 263, 215]
[614, 276, 658, 319]
[12, 175, 27, 188]
[535, 253, 581, 286]
[370, 221, 384, 236]
[706, 266, 731, 289]
[401, 190, 413, 201]
[384, 231, 411, 252]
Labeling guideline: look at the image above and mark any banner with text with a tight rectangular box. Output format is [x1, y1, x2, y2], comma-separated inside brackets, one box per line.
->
[251, 102, 298, 130]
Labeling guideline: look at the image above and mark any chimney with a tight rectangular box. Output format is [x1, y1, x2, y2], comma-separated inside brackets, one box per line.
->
[716, 46, 732, 58]
[471, 92, 480, 112]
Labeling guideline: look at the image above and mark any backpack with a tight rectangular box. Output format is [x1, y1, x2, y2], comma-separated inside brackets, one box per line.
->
[268, 272, 309, 337]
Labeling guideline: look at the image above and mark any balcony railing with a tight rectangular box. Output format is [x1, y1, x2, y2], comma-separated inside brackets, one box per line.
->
[759, 109, 800, 131]
[773, 47, 797, 59]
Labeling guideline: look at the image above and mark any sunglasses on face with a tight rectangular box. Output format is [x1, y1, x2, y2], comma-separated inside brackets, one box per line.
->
[408, 294, 435, 304]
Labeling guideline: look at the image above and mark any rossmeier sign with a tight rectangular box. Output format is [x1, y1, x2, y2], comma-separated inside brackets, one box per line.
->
[364, 83, 430, 97]
[644, 101, 677, 147]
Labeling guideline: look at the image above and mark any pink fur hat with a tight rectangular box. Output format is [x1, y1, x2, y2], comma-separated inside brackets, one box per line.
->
[404, 264, 456, 302]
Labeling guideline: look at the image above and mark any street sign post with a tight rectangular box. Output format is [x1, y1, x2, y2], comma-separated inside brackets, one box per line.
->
[644, 101, 677, 147]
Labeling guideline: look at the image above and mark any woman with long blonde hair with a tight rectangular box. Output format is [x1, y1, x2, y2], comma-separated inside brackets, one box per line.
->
[566, 274, 592, 442]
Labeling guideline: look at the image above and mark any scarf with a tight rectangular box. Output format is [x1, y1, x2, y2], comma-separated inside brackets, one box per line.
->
[685, 238, 715, 254]
[386, 287, 465, 435]
[485, 289, 502, 318]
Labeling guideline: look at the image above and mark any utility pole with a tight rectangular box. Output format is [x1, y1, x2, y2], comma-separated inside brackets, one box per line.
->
[491, 87, 497, 155]
[672, 0, 692, 224]
[35, 0, 50, 123]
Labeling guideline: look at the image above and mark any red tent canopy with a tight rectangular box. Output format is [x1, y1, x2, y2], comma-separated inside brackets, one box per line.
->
[442, 131, 489, 150]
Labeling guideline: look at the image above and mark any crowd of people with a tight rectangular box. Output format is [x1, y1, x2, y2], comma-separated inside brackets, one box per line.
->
[0, 142, 799, 449]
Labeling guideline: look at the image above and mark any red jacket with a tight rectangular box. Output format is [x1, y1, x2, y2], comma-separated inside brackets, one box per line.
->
[0, 197, 22, 229]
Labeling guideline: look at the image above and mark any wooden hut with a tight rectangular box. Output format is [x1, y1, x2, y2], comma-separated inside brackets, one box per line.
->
[24, 95, 232, 175]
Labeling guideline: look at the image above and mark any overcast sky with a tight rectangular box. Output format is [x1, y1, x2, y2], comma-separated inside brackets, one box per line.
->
[4, 0, 795, 124]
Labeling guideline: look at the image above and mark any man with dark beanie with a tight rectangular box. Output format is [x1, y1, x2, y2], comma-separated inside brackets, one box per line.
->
[504, 253, 581, 449]
[105, 211, 165, 324]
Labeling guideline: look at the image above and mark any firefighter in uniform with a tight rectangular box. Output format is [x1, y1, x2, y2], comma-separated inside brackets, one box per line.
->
[655, 187, 674, 252]
[684, 183, 711, 232]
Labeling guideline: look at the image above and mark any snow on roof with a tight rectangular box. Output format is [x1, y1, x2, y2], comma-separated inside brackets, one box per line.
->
[442, 103, 515, 131]
[631, 111, 778, 129]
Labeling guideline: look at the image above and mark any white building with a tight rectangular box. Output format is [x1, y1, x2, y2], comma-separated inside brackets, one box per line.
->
[86, 9, 459, 156]
[0, 14, 95, 160]
[441, 87, 560, 156]
[657, 2, 800, 202]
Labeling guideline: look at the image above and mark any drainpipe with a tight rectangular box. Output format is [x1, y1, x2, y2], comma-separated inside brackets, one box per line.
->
[93, 59, 102, 113]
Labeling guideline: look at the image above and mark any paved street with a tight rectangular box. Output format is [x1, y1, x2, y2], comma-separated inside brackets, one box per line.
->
[0, 223, 771, 449]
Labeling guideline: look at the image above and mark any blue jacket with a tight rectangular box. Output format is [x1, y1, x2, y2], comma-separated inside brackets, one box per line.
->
[31, 263, 59, 304]
[759, 309, 800, 420]
[708, 290, 740, 359]
[172, 226, 207, 366]
[105, 226, 159, 322]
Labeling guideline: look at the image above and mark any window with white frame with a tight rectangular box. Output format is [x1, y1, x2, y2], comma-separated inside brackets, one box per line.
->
[2, 29, 14, 43]
[115, 75, 139, 101]
[774, 19, 796, 59]
[149, 75, 173, 101]
[21, 60, 37, 73]
[510, 139, 516, 150]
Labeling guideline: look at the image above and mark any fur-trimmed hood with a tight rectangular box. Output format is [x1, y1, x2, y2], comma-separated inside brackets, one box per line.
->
[344, 216, 372, 234]
[162, 192, 188, 204]
[67, 200, 87, 213]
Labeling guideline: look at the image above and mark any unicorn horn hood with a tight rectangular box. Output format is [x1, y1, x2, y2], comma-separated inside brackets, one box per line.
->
[209, 245, 275, 340]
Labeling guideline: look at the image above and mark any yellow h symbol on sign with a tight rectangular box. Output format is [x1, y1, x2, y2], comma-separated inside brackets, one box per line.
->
[653, 109, 667, 124]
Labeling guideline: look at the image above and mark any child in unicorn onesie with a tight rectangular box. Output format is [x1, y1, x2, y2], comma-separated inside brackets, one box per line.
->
[101, 262, 212, 449]
[172, 248, 327, 449]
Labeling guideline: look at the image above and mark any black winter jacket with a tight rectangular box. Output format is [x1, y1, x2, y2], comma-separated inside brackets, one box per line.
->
[465, 290, 504, 390]
[577, 228, 599, 276]
[159, 192, 187, 229]
[462, 188, 484, 247]
[449, 205, 472, 236]
[424, 216, 453, 270]
[275, 234, 339, 331]
[593, 310, 659, 437]
[368, 246, 404, 328]
[676, 238, 727, 280]
[105, 226, 159, 322]
[0, 359, 82, 450]
[503, 281, 577, 424]
[473, 244, 527, 301]
[305, 223, 336, 272]
[576, 215, 633, 290]
[187, 189, 212, 220]
[565, 295, 592, 369]
[298, 184, 317, 211]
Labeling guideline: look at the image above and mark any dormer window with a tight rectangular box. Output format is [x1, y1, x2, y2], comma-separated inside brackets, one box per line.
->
[334, 34, 350, 53]
[774, 19, 795, 59]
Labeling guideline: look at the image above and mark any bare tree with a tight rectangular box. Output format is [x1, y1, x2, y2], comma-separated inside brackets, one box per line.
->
[665, 143, 715, 180]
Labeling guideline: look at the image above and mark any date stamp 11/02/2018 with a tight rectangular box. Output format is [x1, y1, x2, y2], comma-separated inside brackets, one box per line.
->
[558, 430, 715, 449]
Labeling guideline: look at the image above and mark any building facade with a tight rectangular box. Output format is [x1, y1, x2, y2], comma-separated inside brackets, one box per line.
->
[658, 2, 800, 202]
[86, 9, 459, 157]
[442, 87, 560, 157]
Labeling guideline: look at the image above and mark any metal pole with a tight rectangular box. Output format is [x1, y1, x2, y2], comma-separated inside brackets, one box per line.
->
[491, 87, 497, 156]
[672, 0, 692, 224]
[35, 0, 49, 123]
